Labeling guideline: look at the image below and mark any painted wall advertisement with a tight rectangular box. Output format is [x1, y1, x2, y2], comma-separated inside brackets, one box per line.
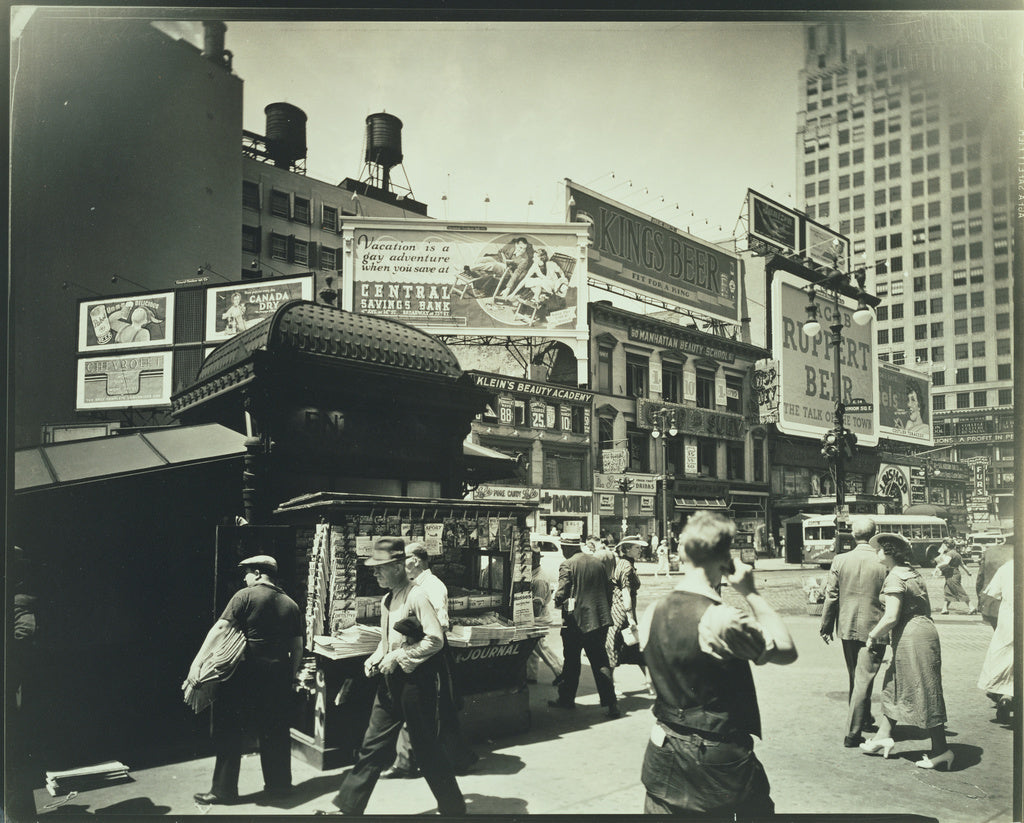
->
[878, 362, 934, 447]
[205, 276, 314, 341]
[344, 219, 586, 333]
[76, 351, 174, 410]
[567, 181, 740, 322]
[771, 272, 878, 445]
[78, 293, 173, 352]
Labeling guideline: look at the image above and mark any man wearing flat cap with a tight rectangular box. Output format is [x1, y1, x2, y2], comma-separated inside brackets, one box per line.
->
[329, 538, 465, 816]
[192, 555, 303, 805]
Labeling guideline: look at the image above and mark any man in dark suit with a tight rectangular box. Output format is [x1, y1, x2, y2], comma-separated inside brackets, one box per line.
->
[819, 516, 887, 747]
[551, 533, 618, 718]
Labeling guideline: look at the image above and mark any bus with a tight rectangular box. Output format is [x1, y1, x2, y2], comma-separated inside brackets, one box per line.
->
[801, 514, 949, 568]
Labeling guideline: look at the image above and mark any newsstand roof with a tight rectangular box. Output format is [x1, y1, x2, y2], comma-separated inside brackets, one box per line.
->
[172, 300, 465, 417]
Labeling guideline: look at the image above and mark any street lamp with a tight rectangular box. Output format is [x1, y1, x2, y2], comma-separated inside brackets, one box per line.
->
[800, 240, 873, 542]
[650, 408, 679, 545]
[616, 476, 634, 540]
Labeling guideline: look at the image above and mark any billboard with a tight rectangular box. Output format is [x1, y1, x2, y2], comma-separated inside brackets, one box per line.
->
[803, 218, 849, 273]
[747, 190, 799, 255]
[205, 275, 314, 341]
[771, 272, 878, 445]
[878, 362, 934, 446]
[567, 180, 740, 321]
[76, 351, 174, 410]
[78, 293, 174, 352]
[342, 218, 587, 334]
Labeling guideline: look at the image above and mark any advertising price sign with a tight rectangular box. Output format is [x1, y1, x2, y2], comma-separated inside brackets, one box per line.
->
[771, 272, 878, 445]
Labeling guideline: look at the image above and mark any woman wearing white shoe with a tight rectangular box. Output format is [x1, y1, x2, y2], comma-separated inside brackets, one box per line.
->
[860, 533, 953, 771]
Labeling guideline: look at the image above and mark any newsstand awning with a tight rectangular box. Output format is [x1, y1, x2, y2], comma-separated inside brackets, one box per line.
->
[14, 423, 247, 492]
[674, 497, 729, 510]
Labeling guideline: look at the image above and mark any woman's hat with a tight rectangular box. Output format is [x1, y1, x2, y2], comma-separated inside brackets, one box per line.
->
[868, 532, 912, 553]
[364, 541, 406, 566]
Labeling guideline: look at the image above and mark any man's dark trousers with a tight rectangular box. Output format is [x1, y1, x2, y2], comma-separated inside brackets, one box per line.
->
[845, 641, 883, 736]
[211, 658, 293, 798]
[332, 661, 465, 815]
[557, 617, 616, 708]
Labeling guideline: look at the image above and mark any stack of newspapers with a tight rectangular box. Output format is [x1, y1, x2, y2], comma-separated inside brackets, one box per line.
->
[45, 761, 131, 796]
[314, 624, 381, 659]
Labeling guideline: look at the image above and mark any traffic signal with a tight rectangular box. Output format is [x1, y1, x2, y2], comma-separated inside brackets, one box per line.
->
[821, 430, 839, 459]
[841, 428, 858, 459]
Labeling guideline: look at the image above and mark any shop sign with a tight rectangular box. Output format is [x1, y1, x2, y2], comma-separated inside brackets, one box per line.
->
[627, 325, 736, 363]
[638, 399, 747, 441]
[467, 372, 593, 404]
[452, 640, 530, 663]
[876, 464, 910, 510]
[598, 494, 615, 512]
[205, 276, 313, 342]
[540, 489, 592, 516]
[346, 221, 585, 332]
[771, 272, 878, 445]
[685, 443, 698, 474]
[78, 292, 174, 352]
[878, 362, 932, 445]
[973, 463, 989, 497]
[639, 496, 655, 513]
[568, 180, 741, 321]
[754, 358, 780, 424]
[470, 485, 541, 503]
[601, 448, 628, 474]
[592, 473, 658, 494]
[75, 351, 173, 410]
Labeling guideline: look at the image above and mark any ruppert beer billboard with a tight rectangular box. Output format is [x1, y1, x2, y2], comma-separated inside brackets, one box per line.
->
[878, 362, 934, 447]
[771, 271, 879, 445]
[566, 180, 740, 322]
[341, 218, 589, 336]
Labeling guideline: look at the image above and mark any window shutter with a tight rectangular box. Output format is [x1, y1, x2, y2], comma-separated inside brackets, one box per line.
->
[309, 241, 318, 267]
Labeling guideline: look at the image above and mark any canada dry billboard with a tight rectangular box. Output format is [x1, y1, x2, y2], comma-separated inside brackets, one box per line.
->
[76, 351, 174, 410]
[78, 293, 174, 352]
[878, 362, 934, 447]
[771, 272, 878, 445]
[205, 276, 314, 341]
[342, 219, 587, 334]
[567, 181, 740, 322]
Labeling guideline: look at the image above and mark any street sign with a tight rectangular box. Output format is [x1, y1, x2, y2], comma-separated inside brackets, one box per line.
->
[844, 402, 874, 414]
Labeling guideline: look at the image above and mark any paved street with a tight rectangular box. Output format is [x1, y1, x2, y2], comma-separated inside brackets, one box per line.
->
[29, 562, 1012, 821]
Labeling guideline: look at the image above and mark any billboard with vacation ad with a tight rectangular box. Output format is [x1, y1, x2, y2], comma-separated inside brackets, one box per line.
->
[75, 351, 174, 410]
[342, 219, 588, 334]
[878, 362, 934, 447]
[566, 181, 740, 322]
[205, 276, 314, 341]
[771, 272, 879, 445]
[747, 190, 799, 255]
[78, 293, 174, 352]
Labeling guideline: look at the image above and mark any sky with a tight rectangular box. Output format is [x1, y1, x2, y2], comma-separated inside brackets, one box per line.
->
[217, 19, 809, 247]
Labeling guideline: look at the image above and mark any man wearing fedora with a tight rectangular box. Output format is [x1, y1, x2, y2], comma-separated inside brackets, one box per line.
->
[329, 537, 465, 816]
[192, 555, 303, 805]
[551, 532, 618, 718]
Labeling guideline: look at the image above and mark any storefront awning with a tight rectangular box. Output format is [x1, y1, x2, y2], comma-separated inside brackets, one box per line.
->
[463, 440, 519, 484]
[674, 497, 728, 510]
[14, 424, 247, 492]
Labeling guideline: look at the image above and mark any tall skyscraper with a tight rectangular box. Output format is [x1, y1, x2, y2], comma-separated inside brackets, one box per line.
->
[796, 16, 1017, 528]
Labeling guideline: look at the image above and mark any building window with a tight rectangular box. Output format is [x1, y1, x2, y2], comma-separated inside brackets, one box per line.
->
[598, 416, 615, 450]
[973, 366, 986, 382]
[955, 345, 969, 361]
[997, 363, 1012, 381]
[726, 442, 745, 481]
[931, 345, 943, 361]
[928, 249, 942, 266]
[970, 291, 984, 308]
[877, 329, 890, 345]
[891, 327, 905, 344]
[242, 180, 260, 211]
[696, 438, 717, 477]
[241, 225, 260, 254]
[543, 450, 586, 490]
[270, 190, 290, 218]
[752, 436, 765, 483]
[269, 233, 288, 261]
[292, 239, 309, 266]
[597, 346, 614, 394]
[891, 351, 905, 365]
[876, 305, 889, 321]
[625, 355, 648, 399]
[930, 297, 942, 313]
[954, 318, 967, 336]
[322, 205, 338, 232]
[293, 196, 310, 224]
[933, 395, 946, 411]
[932, 371, 945, 386]
[914, 324, 927, 341]
[913, 300, 926, 316]
[956, 393, 970, 409]
[973, 391, 987, 408]
[696, 369, 716, 409]
[998, 388, 1012, 405]
[953, 293, 967, 311]
[662, 362, 683, 403]
[725, 376, 743, 414]
[320, 246, 337, 270]
[970, 316, 984, 333]
[626, 425, 650, 473]
[930, 323, 942, 338]
[997, 338, 1011, 355]
[972, 341, 985, 358]
[996, 312, 1010, 331]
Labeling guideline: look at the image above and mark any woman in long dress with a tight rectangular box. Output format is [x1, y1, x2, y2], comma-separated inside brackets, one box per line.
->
[934, 540, 975, 615]
[977, 560, 1014, 724]
[605, 541, 652, 696]
[860, 532, 952, 770]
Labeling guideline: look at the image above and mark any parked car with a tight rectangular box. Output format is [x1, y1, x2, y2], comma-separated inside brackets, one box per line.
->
[966, 532, 1006, 562]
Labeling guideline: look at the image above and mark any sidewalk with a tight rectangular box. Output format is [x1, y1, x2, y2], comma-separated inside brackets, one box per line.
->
[31, 614, 1011, 821]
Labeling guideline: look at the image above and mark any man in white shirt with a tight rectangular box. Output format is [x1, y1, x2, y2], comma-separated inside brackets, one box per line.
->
[381, 544, 477, 779]
[328, 539, 465, 815]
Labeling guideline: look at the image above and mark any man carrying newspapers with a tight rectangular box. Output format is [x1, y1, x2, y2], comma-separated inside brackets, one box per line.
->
[183, 554, 303, 806]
